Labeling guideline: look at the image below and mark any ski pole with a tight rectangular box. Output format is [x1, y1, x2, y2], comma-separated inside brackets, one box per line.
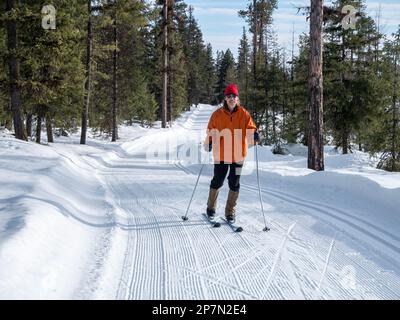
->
[255, 143, 270, 231]
[182, 163, 205, 221]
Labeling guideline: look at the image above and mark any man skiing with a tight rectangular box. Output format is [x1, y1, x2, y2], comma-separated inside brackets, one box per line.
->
[204, 83, 259, 224]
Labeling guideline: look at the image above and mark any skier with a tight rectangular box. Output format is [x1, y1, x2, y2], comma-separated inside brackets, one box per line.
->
[204, 84, 259, 223]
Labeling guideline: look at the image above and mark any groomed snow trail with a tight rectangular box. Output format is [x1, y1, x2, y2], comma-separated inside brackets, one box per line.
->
[86, 105, 399, 299]
[1, 104, 399, 299]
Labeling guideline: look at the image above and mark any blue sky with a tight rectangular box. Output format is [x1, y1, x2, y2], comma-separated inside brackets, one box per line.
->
[183, 0, 400, 58]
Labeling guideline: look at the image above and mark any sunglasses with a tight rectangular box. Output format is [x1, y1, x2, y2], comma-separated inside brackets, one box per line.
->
[226, 94, 237, 99]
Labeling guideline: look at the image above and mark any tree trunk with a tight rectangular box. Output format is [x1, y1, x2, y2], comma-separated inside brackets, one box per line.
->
[282, 55, 287, 139]
[244, 35, 249, 107]
[161, 0, 168, 128]
[342, 130, 348, 154]
[391, 53, 398, 171]
[168, 72, 172, 124]
[5, 112, 12, 130]
[46, 114, 54, 143]
[252, 0, 257, 121]
[36, 106, 44, 144]
[26, 113, 32, 139]
[111, 12, 118, 142]
[6, 0, 25, 140]
[272, 55, 277, 144]
[167, 11, 172, 126]
[264, 30, 269, 136]
[308, 0, 324, 171]
[80, 0, 92, 145]
[259, 1, 264, 53]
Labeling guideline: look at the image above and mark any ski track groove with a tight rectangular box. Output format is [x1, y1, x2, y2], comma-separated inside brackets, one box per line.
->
[152, 191, 199, 300]
[173, 162, 385, 299]
[190, 216, 245, 299]
[196, 212, 288, 299]
[162, 190, 211, 300]
[180, 159, 399, 255]
[245, 183, 400, 298]
[128, 176, 210, 299]
[171, 159, 279, 299]
[240, 184, 400, 297]
[66, 105, 400, 300]
[241, 183, 400, 257]
[316, 236, 336, 295]
[108, 177, 138, 300]
[128, 190, 164, 299]
[290, 222, 400, 299]
[260, 222, 296, 299]
[173, 160, 300, 298]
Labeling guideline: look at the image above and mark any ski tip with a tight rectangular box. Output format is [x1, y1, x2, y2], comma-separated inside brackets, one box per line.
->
[235, 227, 243, 232]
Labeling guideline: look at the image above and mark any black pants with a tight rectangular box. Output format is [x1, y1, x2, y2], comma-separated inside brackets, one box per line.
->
[210, 162, 243, 192]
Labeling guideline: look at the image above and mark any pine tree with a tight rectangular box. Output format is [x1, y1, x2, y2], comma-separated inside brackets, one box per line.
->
[308, 0, 324, 171]
[151, 0, 189, 124]
[4, 0, 26, 140]
[268, 47, 285, 147]
[185, 5, 202, 107]
[290, 34, 310, 145]
[282, 24, 299, 144]
[80, 0, 93, 145]
[237, 27, 251, 107]
[90, 0, 151, 135]
[16, 0, 85, 143]
[324, 0, 383, 154]
[161, 0, 168, 128]
[239, 0, 277, 124]
[0, 22, 10, 128]
[215, 49, 237, 103]
[375, 27, 400, 171]
[201, 43, 217, 104]
[121, 11, 157, 127]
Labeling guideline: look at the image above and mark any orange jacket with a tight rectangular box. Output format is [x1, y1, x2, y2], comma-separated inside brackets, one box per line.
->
[205, 105, 257, 163]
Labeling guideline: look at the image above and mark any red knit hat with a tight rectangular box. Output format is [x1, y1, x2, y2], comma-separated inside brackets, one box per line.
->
[224, 84, 239, 96]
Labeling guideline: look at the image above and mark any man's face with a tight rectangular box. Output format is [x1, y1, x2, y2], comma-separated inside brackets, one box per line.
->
[225, 94, 238, 109]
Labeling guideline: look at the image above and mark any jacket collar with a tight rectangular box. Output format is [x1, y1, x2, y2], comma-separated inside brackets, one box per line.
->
[223, 104, 239, 114]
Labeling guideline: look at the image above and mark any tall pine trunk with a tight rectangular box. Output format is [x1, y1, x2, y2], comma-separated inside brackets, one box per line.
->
[80, 0, 92, 145]
[391, 53, 398, 171]
[341, 33, 349, 154]
[282, 55, 288, 139]
[252, 0, 257, 121]
[161, 0, 168, 128]
[308, 0, 324, 171]
[36, 106, 44, 144]
[168, 72, 172, 124]
[342, 130, 348, 154]
[244, 35, 249, 107]
[272, 55, 277, 144]
[26, 113, 32, 139]
[167, 12, 172, 126]
[46, 114, 54, 143]
[111, 13, 118, 142]
[6, 0, 25, 140]
[264, 30, 269, 137]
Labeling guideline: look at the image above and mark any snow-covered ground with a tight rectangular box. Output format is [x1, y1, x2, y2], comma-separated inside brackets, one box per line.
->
[0, 104, 399, 299]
